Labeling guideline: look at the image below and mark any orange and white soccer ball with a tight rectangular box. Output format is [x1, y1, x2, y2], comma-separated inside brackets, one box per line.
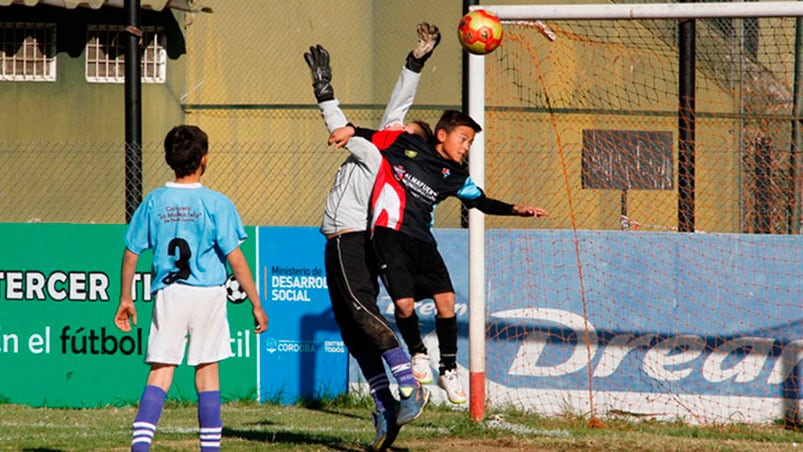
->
[457, 9, 504, 55]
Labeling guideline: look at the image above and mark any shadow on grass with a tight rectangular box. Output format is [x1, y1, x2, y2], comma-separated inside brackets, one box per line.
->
[304, 407, 370, 422]
[248, 419, 279, 426]
[226, 398, 414, 450]
[223, 427, 364, 451]
[22, 449, 65, 452]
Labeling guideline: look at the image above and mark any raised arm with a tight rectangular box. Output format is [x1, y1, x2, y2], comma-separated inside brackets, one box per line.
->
[304, 44, 348, 132]
[380, 22, 441, 129]
[305, 45, 384, 167]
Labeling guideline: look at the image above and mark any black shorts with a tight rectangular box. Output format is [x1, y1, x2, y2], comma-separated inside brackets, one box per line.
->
[324, 231, 400, 353]
[371, 227, 454, 301]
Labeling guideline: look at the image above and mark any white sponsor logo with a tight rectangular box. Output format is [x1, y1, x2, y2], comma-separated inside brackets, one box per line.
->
[324, 340, 345, 353]
[264, 338, 316, 354]
[494, 308, 802, 385]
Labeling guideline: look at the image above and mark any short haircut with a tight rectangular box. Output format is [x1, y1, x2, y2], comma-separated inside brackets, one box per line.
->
[164, 125, 209, 178]
[434, 110, 482, 135]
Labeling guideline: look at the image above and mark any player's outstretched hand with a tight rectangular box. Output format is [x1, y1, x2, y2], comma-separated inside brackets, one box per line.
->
[303, 44, 334, 103]
[253, 306, 268, 334]
[513, 205, 549, 218]
[114, 300, 137, 333]
[413, 22, 441, 58]
[406, 22, 440, 73]
[328, 125, 355, 148]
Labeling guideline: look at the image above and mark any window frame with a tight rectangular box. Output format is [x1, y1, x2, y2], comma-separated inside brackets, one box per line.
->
[0, 22, 57, 82]
[85, 25, 167, 84]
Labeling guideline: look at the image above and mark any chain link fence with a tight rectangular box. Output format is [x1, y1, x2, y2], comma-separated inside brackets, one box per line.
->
[2, 1, 802, 234]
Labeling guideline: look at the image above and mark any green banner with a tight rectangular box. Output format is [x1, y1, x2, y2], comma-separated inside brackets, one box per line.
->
[0, 223, 260, 407]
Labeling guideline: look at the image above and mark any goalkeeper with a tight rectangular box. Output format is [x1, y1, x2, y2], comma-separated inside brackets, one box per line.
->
[304, 22, 438, 452]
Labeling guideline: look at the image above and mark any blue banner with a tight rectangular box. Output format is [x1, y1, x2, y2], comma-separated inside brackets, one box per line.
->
[353, 229, 803, 421]
[483, 230, 803, 399]
[257, 227, 347, 404]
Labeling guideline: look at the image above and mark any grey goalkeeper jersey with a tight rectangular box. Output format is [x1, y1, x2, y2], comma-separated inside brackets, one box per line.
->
[319, 66, 421, 236]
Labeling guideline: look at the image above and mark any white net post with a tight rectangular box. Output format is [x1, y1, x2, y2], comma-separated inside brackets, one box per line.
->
[467, 50, 487, 422]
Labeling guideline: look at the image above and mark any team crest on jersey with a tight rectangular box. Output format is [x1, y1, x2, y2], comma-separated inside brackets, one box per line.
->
[393, 165, 407, 180]
[404, 149, 418, 159]
[442, 168, 450, 179]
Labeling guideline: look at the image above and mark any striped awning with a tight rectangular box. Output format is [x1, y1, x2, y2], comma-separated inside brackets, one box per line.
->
[0, 0, 211, 12]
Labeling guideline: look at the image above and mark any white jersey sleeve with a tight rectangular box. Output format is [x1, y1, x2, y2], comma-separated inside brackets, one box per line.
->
[317, 65, 422, 236]
[380, 66, 421, 129]
[318, 99, 380, 167]
[319, 99, 348, 132]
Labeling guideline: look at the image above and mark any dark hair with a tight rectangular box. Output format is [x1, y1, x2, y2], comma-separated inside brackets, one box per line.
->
[411, 120, 435, 145]
[434, 110, 482, 135]
[163, 125, 208, 178]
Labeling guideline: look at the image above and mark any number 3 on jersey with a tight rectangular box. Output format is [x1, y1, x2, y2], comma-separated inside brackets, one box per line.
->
[162, 238, 191, 284]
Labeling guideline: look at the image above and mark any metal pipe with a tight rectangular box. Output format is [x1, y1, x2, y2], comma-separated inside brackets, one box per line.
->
[124, 0, 142, 222]
[791, 17, 803, 233]
[678, 16, 696, 232]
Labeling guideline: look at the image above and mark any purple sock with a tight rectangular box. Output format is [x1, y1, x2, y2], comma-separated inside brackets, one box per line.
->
[353, 353, 395, 412]
[366, 373, 394, 412]
[382, 347, 418, 390]
[198, 391, 222, 452]
[131, 385, 166, 452]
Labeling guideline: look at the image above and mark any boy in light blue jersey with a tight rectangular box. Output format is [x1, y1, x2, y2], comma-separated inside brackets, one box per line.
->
[114, 125, 268, 452]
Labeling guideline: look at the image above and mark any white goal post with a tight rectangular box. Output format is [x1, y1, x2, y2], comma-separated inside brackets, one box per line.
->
[466, 1, 803, 423]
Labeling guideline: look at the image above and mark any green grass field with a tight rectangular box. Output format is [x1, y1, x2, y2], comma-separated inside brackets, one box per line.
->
[0, 397, 801, 451]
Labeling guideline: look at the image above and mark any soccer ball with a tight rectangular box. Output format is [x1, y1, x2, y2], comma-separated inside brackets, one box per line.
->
[225, 273, 248, 304]
[457, 9, 504, 55]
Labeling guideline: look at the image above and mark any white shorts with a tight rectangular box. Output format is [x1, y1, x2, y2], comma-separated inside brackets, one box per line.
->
[145, 284, 233, 366]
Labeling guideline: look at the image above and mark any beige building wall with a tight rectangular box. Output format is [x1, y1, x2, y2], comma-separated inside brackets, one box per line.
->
[0, 7, 187, 223]
[0, 0, 792, 232]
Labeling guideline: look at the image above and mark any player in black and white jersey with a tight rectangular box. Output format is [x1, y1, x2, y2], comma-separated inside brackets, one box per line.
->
[338, 110, 548, 405]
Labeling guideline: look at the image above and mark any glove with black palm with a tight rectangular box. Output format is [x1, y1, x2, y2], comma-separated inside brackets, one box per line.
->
[304, 44, 334, 103]
[406, 22, 441, 73]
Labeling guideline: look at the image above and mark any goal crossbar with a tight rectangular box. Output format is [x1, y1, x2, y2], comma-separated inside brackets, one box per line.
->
[475, 1, 803, 20]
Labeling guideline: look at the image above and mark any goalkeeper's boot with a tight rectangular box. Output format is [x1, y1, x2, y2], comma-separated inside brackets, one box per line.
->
[437, 368, 467, 405]
[371, 405, 401, 451]
[396, 384, 429, 425]
[410, 353, 434, 384]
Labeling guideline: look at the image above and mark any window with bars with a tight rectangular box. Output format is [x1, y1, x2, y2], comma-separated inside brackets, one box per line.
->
[0, 22, 57, 82]
[86, 25, 166, 84]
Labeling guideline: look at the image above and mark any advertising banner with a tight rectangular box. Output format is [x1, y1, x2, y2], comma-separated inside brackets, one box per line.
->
[0, 223, 261, 407]
[359, 229, 803, 422]
[4, 223, 800, 422]
[257, 227, 347, 404]
[484, 230, 803, 399]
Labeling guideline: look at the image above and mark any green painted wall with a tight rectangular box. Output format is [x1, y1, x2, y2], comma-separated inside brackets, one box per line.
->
[0, 6, 186, 144]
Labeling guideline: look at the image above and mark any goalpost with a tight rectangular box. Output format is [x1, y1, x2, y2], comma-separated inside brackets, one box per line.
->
[467, 2, 803, 424]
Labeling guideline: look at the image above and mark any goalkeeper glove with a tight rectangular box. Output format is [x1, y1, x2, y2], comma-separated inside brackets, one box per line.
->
[304, 44, 334, 103]
[405, 22, 441, 73]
